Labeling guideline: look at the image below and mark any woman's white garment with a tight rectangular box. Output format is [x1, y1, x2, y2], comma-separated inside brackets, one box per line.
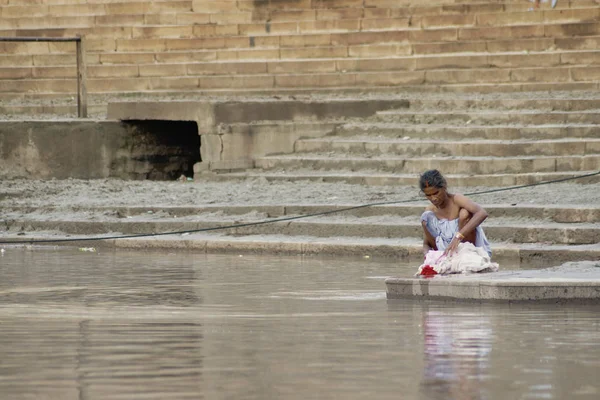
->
[417, 242, 499, 276]
[421, 210, 492, 257]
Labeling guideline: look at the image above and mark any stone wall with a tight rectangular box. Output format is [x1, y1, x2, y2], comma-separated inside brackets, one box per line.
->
[0, 121, 200, 180]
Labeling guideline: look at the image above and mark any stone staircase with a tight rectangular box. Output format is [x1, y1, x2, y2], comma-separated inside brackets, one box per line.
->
[211, 93, 600, 187]
[1, 0, 600, 116]
[1, 200, 599, 266]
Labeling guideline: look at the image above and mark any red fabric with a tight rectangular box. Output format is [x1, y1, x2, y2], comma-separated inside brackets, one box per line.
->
[420, 265, 438, 277]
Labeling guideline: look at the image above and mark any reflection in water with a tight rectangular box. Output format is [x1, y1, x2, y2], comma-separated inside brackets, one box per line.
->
[0, 247, 599, 400]
[420, 310, 493, 400]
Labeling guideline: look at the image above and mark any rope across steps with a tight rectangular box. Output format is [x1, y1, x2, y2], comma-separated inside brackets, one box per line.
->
[3, 212, 599, 245]
[5, 203, 598, 223]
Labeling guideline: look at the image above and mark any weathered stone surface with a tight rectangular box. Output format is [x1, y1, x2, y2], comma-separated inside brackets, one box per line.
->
[386, 262, 600, 302]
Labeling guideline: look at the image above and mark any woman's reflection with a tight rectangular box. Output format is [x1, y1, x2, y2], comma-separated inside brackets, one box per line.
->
[420, 309, 493, 400]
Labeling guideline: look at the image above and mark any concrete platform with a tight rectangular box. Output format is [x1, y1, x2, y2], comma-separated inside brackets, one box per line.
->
[386, 262, 600, 303]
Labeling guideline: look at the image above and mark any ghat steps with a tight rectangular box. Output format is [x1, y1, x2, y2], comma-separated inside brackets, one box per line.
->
[208, 93, 600, 187]
[1, 203, 599, 265]
[1, 0, 600, 116]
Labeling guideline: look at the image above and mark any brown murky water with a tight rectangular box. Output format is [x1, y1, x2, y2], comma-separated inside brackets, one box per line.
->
[0, 247, 598, 400]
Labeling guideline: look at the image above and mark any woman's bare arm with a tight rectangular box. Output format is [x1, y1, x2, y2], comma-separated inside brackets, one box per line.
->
[453, 194, 489, 237]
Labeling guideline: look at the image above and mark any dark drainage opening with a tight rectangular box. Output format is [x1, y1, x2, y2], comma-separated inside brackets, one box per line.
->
[122, 120, 201, 180]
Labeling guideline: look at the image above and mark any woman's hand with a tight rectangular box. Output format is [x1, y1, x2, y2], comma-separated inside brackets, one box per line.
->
[443, 232, 464, 257]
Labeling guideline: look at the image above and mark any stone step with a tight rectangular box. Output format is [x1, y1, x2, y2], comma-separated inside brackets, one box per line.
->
[254, 153, 600, 175]
[5, 203, 598, 223]
[2, 68, 599, 93]
[1, 231, 598, 266]
[5, 89, 600, 118]
[5, 51, 600, 80]
[0, 104, 106, 117]
[3, 213, 599, 245]
[0, 1, 193, 21]
[294, 138, 600, 157]
[0, 3, 594, 31]
[404, 97, 600, 111]
[336, 123, 600, 140]
[98, 21, 600, 53]
[374, 110, 600, 124]
[212, 171, 600, 187]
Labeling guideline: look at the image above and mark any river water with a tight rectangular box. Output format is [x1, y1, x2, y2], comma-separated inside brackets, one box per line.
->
[0, 247, 598, 400]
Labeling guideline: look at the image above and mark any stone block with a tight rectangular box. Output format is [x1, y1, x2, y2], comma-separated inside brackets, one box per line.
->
[268, 10, 317, 22]
[149, 77, 199, 90]
[100, 53, 155, 65]
[199, 75, 274, 89]
[340, 58, 416, 72]
[139, 64, 187, 77]
[250, 36, 280, 48]
[280, 33, 331, 47]
[459, 25, 544, 41]
[132, 26, 194, 39]
[416, 55, 488, 70]
[543, 8, 600, 24]
[224, 37, 250, 49]
[225, 49, 280, 60]
[317, 8, 363, 20]
[0, 55, 32, 67]
[425, 69, 511, 84]
[280, 47, 348, 59]
[477, 12, 542, 27]
[176, 13, 211, 25]
[192, 0, 238, 13]
[488, 53, 561, 68]
[299, 19, 360, 34]
[332, 31, 409, 46]
[31, 65, 78, 79]
[0, 79, 75, 93]
[348, 43, 411, 57]
[1, 5, 48, 18]
[156, 51, 217, 62]
[145, 13, 178, 25]
[510, 67, 571, 82]
[313, 0, 363, 8]
[413, 41, 487, 55]
[163, 38, 223, 51]
[544, 22, 600, 38]
[419, 14, 476, 28]
[354, 71, 425, 86]
[47, 3, 106, 17]
[193, 24, 239, 37]
[275, 73, 356, 88]
[0, 67, 31, 79]
[362, 18, 410, 31]
[209, 12, 253, 24]
[105, 2, 148, 15]
[189, 61, 267, 75]
[148, 1, 192, 13]
[95, 14, 145, 27]
[487, 38, 555, 53]
[410, 28, 458, 42]
[560, 51, 600, 65]
[571, 66, 600, 81]
[268, 60, 336, 74]
[116, 39, 166, 52]
[88, 77, 152, 92]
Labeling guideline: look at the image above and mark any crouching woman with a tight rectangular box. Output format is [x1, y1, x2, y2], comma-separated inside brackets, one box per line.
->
[419, 169, 492, 258]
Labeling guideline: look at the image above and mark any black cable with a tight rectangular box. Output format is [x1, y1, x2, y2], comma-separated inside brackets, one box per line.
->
[0, 170, 598, 245]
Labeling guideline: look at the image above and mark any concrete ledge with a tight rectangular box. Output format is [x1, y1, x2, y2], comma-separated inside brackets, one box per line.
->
[386, 262, 600, 302]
